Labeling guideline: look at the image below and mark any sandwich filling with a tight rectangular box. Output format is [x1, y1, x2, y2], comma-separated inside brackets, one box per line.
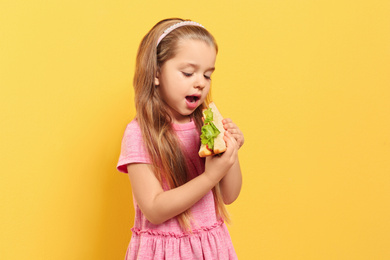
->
[200, 108, 220, 150]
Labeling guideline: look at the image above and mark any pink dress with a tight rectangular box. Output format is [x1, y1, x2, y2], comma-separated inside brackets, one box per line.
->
[117, 119, 237, 260]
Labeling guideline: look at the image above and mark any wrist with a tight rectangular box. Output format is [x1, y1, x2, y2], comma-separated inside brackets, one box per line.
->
[203, 169, 222, 186]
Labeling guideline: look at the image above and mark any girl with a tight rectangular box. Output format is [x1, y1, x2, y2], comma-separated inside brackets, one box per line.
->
[117, 18, 244, 259]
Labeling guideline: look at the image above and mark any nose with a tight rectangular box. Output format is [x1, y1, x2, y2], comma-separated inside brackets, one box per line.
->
[194, 75, 207, 89]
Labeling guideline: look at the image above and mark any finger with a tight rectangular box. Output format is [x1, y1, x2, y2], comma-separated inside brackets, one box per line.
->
[222, 118, 232, 124]
[230, 133, 242, 141]
[231, 132, 244, 143]
[223, 133, 233, 150]
[226, 128, 242, 142]
[224, 122, 239, 131]
[231, 131, 243, 139]
[224, 131, 238, 148]
[225, 132, 239, 157]
[223, 134, 232, 149]
[224, 123, 236, 131]
[227, 128, 238, 134]
[223, 119, 235, 130]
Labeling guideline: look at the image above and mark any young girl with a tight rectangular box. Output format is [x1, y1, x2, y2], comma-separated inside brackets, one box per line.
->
[117, 18, 244, 260]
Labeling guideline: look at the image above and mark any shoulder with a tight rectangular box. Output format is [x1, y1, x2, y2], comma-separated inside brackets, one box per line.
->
[117, 118, 151, 173]
[125, 118, 141, 133]
[121, 118, 144, 141]
[121, 118, 145, 148]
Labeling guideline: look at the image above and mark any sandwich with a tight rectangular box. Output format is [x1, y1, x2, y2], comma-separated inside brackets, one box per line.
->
[198, 102, 227, 157]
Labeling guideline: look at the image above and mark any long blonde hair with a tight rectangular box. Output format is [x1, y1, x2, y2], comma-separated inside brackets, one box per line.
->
[133, 18, 229, 230]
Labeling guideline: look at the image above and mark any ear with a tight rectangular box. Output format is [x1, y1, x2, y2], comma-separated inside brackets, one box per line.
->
[154, 70, 160, 86]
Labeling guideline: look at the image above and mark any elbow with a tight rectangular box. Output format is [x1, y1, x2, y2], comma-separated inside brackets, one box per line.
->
[223, 199, 234, 205]
[221, 187, 241, 205]
[221, 186, 241, 205]
[134, 193, 167, 225]
[222, 195, 238, 205]
[145, 214, 166, 225]
[140, 206, 168, 225]
[146, 218, 163, 225]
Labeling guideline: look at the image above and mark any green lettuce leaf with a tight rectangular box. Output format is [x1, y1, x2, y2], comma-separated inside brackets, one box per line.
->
[200, 122, 220, 150]
[203, 108, 213, 124]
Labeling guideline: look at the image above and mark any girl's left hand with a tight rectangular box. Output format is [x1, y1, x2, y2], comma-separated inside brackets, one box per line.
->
[222, 118, 244, 149]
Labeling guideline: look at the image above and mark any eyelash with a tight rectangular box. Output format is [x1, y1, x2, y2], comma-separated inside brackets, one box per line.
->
[182, 72, 211, 80]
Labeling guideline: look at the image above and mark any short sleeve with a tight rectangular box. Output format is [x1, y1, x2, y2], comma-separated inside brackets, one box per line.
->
[117, 119, 151, 173]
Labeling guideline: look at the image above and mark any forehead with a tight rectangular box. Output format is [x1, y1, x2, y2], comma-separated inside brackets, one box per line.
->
[171, 39, 217, 66]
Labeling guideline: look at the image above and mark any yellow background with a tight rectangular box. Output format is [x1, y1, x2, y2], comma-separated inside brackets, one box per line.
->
[1, 0, 389, 259]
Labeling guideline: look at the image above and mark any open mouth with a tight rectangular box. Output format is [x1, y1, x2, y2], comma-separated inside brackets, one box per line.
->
[185, 95, 199, 103]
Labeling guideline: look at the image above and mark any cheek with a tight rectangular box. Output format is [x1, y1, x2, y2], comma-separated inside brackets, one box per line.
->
[202, 86, 211, 99]
[205, 85, 211, 94]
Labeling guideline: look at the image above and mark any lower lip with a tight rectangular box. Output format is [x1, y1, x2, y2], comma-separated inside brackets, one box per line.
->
[186, 99, 199, 109]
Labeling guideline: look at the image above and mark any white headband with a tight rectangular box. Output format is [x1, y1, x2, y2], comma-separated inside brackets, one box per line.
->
[156, 21, 205, 47]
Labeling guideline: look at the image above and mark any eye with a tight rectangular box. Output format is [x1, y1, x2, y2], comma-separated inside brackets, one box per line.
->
[204, 75, 211, 80]
[182, 72, 193, 77]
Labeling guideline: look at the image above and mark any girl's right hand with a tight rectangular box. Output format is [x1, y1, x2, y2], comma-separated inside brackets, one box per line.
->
[204, 131, 239, 184]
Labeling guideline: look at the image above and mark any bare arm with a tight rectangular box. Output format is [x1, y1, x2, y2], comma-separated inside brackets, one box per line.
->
[219, 157, 242, 204]
[127, 134, 238, 225]
[128, 164, 216, 224]
[219, 119, 245, 204]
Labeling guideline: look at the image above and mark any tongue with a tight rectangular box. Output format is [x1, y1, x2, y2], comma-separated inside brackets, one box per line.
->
[186, 96, 196, 103]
